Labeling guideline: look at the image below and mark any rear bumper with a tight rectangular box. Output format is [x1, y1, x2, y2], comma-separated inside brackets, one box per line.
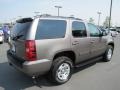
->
[7, 50, 52, 76]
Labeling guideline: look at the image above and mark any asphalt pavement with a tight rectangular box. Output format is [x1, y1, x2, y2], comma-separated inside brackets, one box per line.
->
[0, 35, 120, 90]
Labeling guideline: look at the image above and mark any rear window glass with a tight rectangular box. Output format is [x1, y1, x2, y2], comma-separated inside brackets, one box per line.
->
[35, 20, 66, 40]
[11, 22, 31, 40]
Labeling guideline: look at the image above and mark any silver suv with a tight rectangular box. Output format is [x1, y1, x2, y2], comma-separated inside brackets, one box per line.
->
[7, 16, 114, 84]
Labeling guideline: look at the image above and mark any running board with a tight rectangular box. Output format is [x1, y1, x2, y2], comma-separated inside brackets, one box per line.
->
[75, 56, 103, 68]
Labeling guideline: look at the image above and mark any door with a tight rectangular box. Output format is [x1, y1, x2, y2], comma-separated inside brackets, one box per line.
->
[87, 23, 107, 58]
[71, 21, 91, 63]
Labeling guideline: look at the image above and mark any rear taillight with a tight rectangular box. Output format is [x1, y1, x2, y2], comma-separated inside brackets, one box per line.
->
[25, 40, 37, 61]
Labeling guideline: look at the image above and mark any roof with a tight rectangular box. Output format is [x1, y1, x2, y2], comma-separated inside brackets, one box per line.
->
[16, 15, 83, 23]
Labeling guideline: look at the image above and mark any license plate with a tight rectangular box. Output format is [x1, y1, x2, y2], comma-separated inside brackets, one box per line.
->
[11, 44, 16, 52]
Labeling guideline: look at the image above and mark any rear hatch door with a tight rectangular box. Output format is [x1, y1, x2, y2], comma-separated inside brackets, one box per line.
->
[10, 18, 33, 59]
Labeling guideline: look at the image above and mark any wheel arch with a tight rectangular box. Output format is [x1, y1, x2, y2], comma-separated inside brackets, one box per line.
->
[108, 42, 114, 50]
[53, 50, 76, 65]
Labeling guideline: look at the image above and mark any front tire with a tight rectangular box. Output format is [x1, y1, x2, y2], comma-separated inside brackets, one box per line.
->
[103, 45, 113, 62]
[49, 56, 73, 84]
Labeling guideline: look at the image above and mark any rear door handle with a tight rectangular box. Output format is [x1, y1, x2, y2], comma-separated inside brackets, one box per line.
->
[72, 41, 79, 45]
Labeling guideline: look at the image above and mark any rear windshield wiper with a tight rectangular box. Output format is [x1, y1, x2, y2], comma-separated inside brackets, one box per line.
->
[12, 35, 24, 41]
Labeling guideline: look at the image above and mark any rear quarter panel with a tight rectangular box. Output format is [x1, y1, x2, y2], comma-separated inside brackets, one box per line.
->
[35, 38, 71, 60]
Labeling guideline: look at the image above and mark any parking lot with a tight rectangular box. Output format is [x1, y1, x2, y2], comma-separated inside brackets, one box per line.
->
[0, 35, 120, 90]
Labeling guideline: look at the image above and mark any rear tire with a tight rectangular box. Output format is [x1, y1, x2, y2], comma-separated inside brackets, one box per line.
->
[103, 45, 113, 62]
[48, 56, 73, 84]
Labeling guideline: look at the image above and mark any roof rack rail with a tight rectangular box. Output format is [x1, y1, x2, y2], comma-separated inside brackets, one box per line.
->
[34, 14, 83, 20]
[34, 14, 52, 18]
[68, 16, 82, 20]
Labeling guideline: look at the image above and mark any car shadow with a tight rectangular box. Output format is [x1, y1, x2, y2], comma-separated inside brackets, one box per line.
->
[0, 62, 55, 90]
[0, 59, 103, 90]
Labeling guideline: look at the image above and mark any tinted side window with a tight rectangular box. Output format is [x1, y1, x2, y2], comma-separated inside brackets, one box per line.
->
[72, 21, 87, 37]
[36, 20, 66, 39]
[88, 23, 100, 37]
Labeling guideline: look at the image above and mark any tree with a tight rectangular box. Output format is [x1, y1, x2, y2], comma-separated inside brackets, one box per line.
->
[103, 16, 112, 28]
[89, 18, 95, 24]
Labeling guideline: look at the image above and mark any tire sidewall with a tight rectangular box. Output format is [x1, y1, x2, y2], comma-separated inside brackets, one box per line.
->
[105, 45, 113, 61]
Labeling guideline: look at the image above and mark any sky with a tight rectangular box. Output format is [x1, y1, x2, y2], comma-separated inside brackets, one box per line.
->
[0, 0, 120, 26]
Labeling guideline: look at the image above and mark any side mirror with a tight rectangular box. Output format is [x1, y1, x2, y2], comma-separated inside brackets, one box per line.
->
[99, 31, 104, 37]
[99, 31, 106, 37]
[99, 32, 103, 37]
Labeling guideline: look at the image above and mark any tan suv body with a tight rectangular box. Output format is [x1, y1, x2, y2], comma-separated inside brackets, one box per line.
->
[7, 16, 114, 84]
